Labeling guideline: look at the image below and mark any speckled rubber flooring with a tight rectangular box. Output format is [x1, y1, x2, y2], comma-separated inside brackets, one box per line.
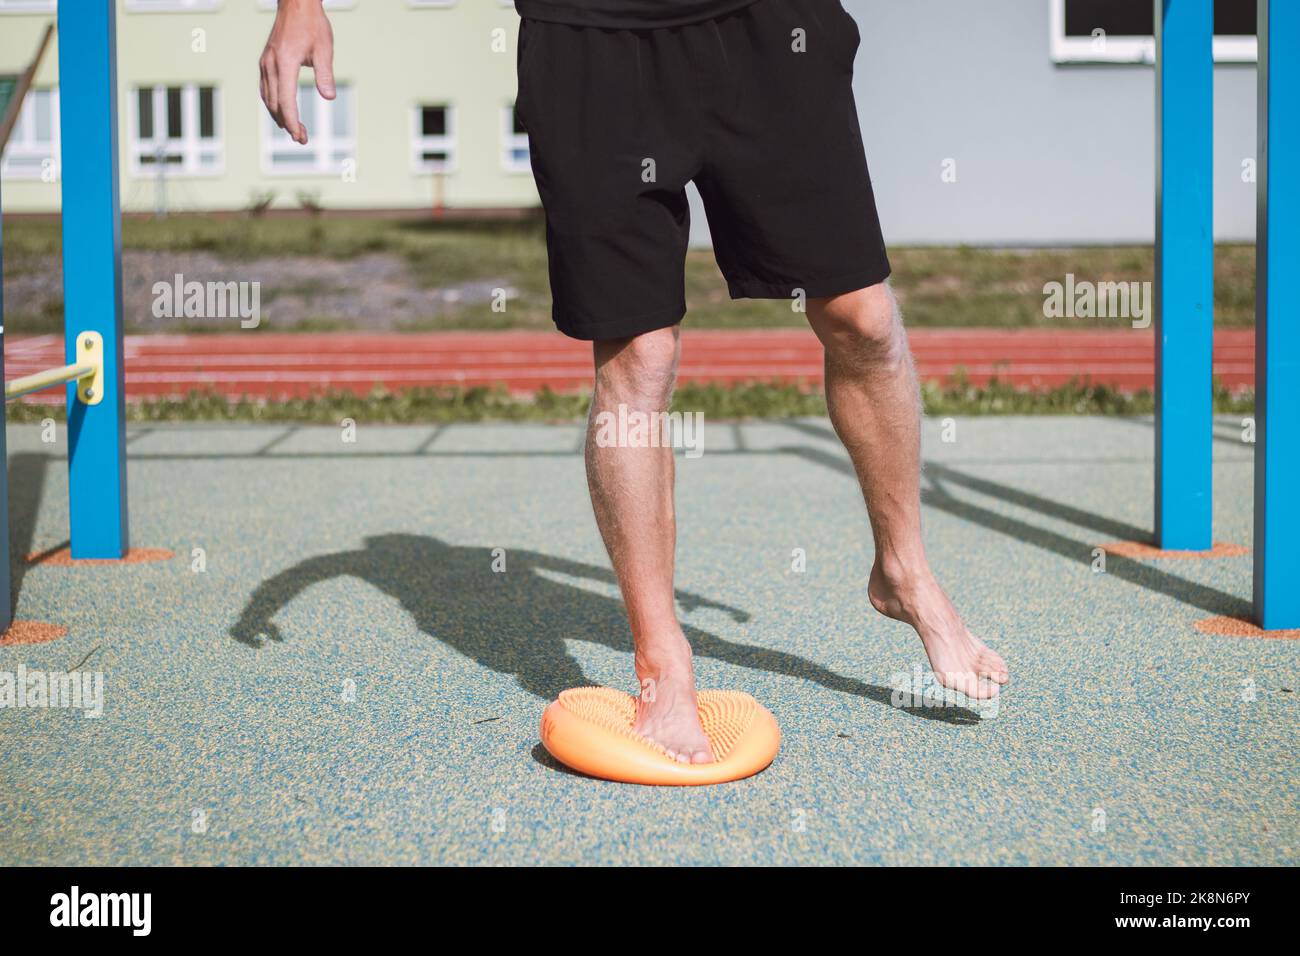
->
[1, 417, 1294, 865]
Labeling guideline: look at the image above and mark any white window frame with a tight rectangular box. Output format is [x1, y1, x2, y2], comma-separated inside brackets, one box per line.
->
[0, 87, 59, 180]
[0, 1, 56, 12]
[500, 103, 530, 174]
[1048, 0, 1257, 64]
[410, 104, 457, 174]
[129, 84, 223, 178]
[124, 0, 222, 12]
[260, 82, 356, 177]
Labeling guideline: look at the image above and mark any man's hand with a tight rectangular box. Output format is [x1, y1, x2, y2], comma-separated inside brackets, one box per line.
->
[259, 0, 335, 145]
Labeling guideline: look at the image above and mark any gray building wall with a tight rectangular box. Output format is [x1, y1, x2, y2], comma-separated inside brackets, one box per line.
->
[690, 0, 1256, 247]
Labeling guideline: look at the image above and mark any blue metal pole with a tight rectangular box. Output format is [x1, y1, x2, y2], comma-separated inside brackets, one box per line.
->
[1153, 0, 1214, 551]
[1253, 0, 1300, 630]
[57, 0, 128, 559]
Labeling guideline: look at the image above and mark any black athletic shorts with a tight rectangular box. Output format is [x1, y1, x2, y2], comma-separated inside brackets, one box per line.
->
[516, 0, 892, 341]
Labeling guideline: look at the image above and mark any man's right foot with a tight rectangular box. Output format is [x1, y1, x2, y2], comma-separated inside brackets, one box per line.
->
[633, 637, 715, 764]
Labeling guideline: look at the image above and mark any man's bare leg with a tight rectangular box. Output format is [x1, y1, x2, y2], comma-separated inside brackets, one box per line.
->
[585, 326, 714, 763]
[806, 284, 1010, 700]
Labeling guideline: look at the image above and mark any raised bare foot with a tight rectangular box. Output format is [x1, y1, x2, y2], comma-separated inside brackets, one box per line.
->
[633, 636, 715, 764]
[868, 562, 1009, 700]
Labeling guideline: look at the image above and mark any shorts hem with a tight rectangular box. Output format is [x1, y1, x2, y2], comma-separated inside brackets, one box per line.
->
[725, 262, 893, 301]
[554, 303, 687, 341]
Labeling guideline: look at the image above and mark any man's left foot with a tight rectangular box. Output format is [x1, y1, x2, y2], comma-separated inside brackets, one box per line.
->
[868, 563, 1009, 700]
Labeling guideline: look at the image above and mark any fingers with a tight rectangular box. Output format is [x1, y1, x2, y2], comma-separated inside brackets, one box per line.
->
[260, 48, 292, 138]
[260, 46, 320, 145]
[277, 62, 305, 144]
[259, 53, 277, 120]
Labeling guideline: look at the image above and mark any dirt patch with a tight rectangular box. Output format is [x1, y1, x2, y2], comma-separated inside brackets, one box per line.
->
[6, 250, 515, 332]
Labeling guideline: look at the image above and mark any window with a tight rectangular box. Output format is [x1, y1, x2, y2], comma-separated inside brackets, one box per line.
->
[124, 0, 221, 11]
[412, 104, 455, 173]
[1049, 0, 1257, 64]
[0, 1, 56, 11]
[501, 103, 530, 173]
[262, 82, 355, 175]
[130, 84, 221, 175]
[1, 87, 58, 180]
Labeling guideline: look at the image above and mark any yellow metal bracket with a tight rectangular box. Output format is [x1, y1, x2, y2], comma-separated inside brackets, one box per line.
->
[75, 331, 105, 406]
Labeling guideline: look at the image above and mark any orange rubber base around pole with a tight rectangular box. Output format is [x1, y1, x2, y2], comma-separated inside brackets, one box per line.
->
[540, 687, 780, 786]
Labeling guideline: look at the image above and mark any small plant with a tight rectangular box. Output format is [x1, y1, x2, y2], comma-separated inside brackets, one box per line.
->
[246, 190, 276, 217]
[296, 190, 324, 216]
[2, 380, 1255, 425]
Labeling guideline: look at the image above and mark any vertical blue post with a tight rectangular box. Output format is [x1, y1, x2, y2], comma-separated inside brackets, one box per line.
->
[1253, 0, 1300, 630]
[58, 0, 128, 559]
[1153, 0, 1214, 550]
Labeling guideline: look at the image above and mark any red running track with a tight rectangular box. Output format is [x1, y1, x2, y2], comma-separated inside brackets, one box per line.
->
[4, 328, 1256, 401]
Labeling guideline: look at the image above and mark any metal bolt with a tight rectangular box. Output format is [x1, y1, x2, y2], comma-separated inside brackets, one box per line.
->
[84, 388, 95, 400]
[83, 337, 94, 350]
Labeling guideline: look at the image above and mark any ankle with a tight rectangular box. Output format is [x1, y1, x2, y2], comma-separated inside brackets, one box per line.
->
[872, 553, 933, 594]
[634, 631, 694, 681]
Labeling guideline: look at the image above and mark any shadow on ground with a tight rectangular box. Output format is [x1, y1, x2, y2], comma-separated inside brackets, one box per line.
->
[230, 533, 979, 725]
[6, 452, 47, 614]
[779, 420, 1251, 621]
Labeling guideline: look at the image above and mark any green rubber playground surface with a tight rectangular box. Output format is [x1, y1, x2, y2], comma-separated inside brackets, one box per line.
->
[2, 417, 1295, 865]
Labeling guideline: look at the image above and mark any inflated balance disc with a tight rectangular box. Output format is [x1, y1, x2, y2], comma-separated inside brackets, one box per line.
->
[540, 686, 780, 786]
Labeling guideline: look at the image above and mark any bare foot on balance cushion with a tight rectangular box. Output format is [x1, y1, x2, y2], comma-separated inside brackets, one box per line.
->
[632, 637, 715, 764]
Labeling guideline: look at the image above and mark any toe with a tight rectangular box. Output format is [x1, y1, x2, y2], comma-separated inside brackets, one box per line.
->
[955, 670, 997, 700]
[691, 748, 714, 765]
[979, 653, 1010, 684]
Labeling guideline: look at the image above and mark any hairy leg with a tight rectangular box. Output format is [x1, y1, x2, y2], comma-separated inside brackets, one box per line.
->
[806, 284, 1009, 699]
[586, 326, 713, 762]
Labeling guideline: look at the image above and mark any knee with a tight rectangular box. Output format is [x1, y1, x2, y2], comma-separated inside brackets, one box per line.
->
[809, 283, 906, 367]
[594, 326, 680, 408]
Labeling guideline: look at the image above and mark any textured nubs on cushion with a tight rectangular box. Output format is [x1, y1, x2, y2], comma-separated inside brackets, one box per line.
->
[540, 687, 780, 786]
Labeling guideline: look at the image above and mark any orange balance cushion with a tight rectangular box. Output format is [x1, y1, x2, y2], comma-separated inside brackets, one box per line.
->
[540, 687, 780, 786]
